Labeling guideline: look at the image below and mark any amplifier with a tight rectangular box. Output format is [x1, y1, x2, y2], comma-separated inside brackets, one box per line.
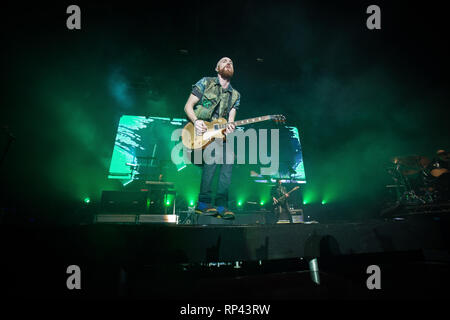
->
[292, 214, 304, 223]
[100, 191, 148, 214]
[291, 209, 304, 224]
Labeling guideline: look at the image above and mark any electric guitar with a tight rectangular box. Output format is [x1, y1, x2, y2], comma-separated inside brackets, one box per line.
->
[181, 115, 285, 150]
[273, 186, 300, 205]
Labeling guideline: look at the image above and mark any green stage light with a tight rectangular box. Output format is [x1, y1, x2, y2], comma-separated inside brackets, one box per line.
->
[189, 200, 194, 206]
[321, 200, 326, 205]
[260, 201, 264, 206]
[84, 197, 90, 204]
[166, 201, 170, 206]
[302, 191, 314, 206]
[237, 201, 242, 206]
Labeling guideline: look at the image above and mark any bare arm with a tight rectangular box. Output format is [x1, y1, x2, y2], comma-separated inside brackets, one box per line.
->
[228, 108, 236, 123]
[184, 93, 207, 133]
[184, 94, 200, 123]
[225, 108, 237, 134]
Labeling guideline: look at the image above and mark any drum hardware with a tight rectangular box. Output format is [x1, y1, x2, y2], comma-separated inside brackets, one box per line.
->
[386, 155, 434, 205]
[386, 153, 448, 206]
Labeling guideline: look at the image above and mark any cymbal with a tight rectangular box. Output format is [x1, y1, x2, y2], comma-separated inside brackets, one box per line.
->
[401, 169, 419, 176]
[391, 155, 430, 168]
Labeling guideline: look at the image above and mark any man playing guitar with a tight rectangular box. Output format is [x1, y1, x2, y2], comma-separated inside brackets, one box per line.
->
[271, 179, 294, 224]
[183, 57, 240, 219]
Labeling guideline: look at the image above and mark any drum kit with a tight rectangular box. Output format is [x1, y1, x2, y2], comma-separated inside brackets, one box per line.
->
[386, 154, 446, 205]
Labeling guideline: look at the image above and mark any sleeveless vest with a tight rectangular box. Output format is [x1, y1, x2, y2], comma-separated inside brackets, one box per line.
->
[193, 77, 240, 120]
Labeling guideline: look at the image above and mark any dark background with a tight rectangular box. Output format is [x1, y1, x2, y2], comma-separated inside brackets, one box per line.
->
[1, 0, 449, 224]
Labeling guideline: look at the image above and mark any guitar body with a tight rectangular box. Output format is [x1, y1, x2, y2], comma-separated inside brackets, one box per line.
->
[182, 118, 228, 150]
[181, 114, 285, 151]
[272, 186, 300, 207]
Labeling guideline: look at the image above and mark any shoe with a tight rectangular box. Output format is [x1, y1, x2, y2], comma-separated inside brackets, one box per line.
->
[216, 206, 235, 220]
[195, 202, 218, 216]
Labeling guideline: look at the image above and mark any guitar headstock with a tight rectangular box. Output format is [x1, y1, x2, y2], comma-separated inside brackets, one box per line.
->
[270, 114, 286, 124]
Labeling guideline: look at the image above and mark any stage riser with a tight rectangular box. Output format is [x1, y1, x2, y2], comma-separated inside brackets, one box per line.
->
[192, 213, 267, 225]
[193, 213, 304, 225]
[1, 215, 449, 264]
[94, 213, 303, 225]
[92, 213, 269, 225]
[94, 214, 178, 224]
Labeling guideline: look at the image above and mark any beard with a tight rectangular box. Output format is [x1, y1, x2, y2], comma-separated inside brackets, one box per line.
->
[218, 65, 234, 79]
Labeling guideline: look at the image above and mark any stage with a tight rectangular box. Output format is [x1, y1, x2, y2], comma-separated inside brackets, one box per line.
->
[2, 210, 449, 299]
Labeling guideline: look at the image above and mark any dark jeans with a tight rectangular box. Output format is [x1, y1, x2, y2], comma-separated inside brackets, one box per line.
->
[274, 202, 293, 222]
[198, 140, 234, 207]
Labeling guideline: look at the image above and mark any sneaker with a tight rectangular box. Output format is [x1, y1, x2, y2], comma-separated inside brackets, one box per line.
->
[216, 206, 235, 220]
[195, 202, 218, 216]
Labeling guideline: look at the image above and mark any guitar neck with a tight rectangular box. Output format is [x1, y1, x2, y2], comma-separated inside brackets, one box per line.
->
[277, 187, 298, 201]
[216, 115, 272, 129]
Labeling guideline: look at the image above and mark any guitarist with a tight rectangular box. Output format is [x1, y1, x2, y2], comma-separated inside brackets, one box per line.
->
[271, 179, 293, 224]
[183, 57, 241, 219]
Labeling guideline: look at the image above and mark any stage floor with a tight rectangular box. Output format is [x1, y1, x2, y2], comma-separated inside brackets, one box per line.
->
[2, 212, 449, 262]
[2, 212, 449, 299]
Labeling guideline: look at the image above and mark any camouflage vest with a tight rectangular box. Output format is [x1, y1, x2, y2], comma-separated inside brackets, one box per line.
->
[194, 77, 240, 121]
